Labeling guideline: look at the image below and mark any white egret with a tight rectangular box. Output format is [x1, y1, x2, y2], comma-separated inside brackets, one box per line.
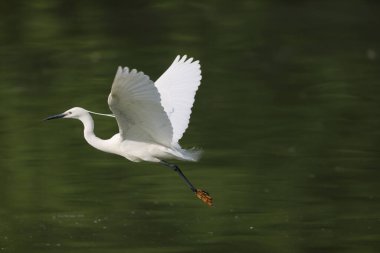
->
[45, 55, 212, 206]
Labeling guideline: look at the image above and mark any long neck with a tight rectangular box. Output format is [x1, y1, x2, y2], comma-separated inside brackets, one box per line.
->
[79, 113, 108, 152]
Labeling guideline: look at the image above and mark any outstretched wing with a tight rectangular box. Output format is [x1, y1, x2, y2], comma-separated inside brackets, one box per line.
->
[155, 55, 202, 144]
[108, 67, 173, 146]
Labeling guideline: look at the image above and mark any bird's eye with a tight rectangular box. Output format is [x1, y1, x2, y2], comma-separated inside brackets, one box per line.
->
[68, 111, 72, 114]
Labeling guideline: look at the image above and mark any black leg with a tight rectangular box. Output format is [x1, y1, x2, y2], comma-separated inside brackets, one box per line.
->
[160, 160, 197, 192]
[160, 160, 213, 206]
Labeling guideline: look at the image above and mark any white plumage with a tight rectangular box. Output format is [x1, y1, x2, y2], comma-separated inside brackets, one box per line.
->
[46, 55, 202, 163]
[155, 55, 202, 144]
[107, 55, 202, 162]
[108, 67, 173, 147]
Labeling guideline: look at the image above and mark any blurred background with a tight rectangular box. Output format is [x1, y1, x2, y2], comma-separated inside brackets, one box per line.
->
[1, 0, 380, 252]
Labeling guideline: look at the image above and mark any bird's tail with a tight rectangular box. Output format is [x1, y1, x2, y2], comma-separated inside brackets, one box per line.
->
[181, 147, 203, 161]
[172, 144, 202, 162]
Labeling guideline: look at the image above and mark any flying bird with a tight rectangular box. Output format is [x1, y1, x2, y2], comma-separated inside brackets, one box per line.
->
[45, 55, 212, 206]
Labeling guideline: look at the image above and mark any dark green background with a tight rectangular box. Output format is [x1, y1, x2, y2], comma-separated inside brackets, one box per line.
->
[1, 1, 380, 252]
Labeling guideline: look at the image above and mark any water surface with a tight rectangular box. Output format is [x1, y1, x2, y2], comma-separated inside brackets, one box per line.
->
[1, 1, 380, 252]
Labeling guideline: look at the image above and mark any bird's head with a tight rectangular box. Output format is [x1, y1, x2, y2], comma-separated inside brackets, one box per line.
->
[44, 107, 89, 121]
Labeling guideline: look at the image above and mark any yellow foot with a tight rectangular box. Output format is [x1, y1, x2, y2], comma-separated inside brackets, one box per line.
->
[196, 189, 213, 206]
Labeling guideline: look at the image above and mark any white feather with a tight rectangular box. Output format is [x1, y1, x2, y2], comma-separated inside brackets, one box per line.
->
[108, 67, 173, 147]
[104, 56, 202, 162]
[155, 55, 202, 144]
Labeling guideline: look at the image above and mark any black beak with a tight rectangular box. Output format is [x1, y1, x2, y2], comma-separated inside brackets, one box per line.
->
[43, 113, 66, 121]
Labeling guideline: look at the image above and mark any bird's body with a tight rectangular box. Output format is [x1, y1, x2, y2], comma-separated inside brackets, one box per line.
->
[76, 108, 199, 163]
[45, 55, 212, 206]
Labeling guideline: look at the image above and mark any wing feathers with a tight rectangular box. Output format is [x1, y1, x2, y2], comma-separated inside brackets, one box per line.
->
[108, 67, 173, 146]
[108, 55, 201, 146]
[155, 55, 202, 144]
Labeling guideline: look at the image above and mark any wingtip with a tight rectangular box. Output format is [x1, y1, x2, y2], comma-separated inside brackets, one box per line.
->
[185, 57, 193, 64]
[176, 55, 201, 65]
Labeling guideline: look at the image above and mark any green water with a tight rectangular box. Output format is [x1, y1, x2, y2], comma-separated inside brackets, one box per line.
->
[1, 1, 380, 252]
